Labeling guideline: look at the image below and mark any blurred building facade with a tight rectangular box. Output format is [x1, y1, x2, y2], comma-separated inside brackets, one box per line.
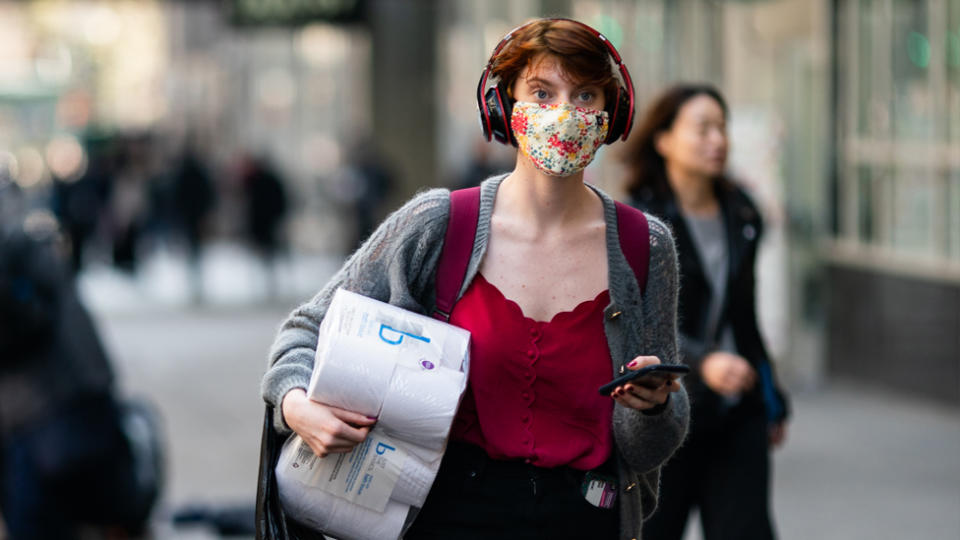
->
[0, 0, 957, 402]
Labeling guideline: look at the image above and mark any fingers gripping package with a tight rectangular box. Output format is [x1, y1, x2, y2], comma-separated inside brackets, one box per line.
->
[275, 288, 471, 540]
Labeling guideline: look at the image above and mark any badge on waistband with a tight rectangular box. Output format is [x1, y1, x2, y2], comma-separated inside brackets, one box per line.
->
[581, 471, 617, 509]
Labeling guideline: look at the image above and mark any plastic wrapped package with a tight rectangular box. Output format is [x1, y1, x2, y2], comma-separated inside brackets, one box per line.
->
[392, 445, 445, 508]
[276, 288, 471, 540]
[308, 333, 397, 418]
[377, 365, 467, 452]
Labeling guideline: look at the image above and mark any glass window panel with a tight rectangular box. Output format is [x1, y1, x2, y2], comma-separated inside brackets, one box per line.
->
[948, 0, 960, 143]
[891, 169, 937, 255]
[857, 1, 876, 136]
[857, 165, 875, 243]
[949, 170, 960, 260]
[892, 0, 933, 140]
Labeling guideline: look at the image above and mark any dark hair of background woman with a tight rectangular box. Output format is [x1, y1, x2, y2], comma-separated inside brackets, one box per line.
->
[624, 84, 730, 200]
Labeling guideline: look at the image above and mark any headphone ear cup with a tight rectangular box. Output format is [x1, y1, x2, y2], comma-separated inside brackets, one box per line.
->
[479, 97, 492, 142]
[605, 85, 632, 144]
[485, 83, 516, 146]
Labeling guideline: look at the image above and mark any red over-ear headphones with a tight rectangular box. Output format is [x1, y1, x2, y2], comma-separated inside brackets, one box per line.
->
[476, 18, 635, 147]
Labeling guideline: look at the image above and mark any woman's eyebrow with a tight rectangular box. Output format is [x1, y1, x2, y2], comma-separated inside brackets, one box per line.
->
[524, 77, 555, 88]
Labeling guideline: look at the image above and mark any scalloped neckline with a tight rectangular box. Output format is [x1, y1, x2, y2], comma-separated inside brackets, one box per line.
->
[474, 273, 609, 325]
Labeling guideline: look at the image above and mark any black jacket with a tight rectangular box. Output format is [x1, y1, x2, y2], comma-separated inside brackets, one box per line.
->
[0, 225, 114, 436]
[631, 181, 789, 426]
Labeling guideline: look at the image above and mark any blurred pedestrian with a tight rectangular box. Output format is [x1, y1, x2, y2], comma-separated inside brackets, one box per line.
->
[50, 137, 112, 273]
[240, 153, 288, 291]
[171, 145, 216, 301]
[331, 137, 395, 253]
[0, 179, 162, 539]
[624, 84, 790, 540]
[107, 135, 151, 273]
[452, 138, 511, 190]
[262, 18, 689, 540]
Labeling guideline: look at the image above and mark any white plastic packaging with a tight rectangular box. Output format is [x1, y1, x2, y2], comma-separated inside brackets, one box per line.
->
[276, 288, 470, 540]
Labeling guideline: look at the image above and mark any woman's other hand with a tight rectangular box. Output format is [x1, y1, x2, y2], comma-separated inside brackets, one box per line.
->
[281, 389, 376, 458]
[700, 351, 756, 397]
[611, 356, 682, 411]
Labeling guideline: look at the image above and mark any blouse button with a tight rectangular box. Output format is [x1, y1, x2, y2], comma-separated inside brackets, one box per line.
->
[521, 391, 530, 400]
[526, 349, 536, 358]
[521, 414, 530, 423]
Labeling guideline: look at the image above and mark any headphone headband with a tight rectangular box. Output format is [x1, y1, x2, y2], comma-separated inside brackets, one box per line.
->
[477, 18, 635, 146]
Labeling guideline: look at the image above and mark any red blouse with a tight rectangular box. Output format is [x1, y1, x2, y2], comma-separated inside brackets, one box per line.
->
[449, 274, 614, 470]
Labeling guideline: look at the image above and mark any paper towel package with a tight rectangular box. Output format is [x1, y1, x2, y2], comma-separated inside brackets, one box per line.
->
[277, 288, 470, 539]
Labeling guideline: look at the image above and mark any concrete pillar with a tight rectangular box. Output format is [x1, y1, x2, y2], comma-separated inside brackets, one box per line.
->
[369, 0, 439, 202]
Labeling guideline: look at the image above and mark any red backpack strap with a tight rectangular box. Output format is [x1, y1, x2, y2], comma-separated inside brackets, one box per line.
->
[433, 187, 482, 321]
[615, 201, 650, 295]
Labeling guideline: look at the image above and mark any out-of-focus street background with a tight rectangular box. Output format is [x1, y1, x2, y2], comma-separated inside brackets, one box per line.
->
[0, 0, 957, 539]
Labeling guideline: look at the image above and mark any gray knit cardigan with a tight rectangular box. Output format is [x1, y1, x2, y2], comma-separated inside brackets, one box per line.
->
[261, 175, 689, 540]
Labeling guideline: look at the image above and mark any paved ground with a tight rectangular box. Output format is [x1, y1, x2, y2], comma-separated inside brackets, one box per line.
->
[763, 382, 958, 540]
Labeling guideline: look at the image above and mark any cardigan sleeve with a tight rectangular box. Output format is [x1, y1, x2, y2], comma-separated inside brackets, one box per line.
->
[612, 215, 689, 477]
[260, 188, 450, 433]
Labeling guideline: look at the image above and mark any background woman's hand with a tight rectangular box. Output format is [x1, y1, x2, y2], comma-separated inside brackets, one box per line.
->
[281, 388, 376, 458]
[769, 421, 788, 448]
[700, 351, 756, 397]
[611, 356, 682, 411]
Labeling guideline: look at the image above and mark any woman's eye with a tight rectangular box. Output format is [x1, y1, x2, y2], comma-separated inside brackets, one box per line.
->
[535, 89, 548, 100]
[578, 92, 594, 102]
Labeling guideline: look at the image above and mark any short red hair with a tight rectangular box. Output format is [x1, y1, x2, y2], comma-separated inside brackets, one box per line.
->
[489, 19, 619, 104]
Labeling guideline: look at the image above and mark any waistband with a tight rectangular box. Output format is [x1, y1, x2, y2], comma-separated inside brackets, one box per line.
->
[442, 441, 594, 484]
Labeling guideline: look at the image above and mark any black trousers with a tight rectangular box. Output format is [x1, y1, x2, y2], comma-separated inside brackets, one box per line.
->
[643, 403, 775, 540]
[406, 442, 619, 540]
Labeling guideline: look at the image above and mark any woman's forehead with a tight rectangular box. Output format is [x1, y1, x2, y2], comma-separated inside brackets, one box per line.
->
[518, 54, 598, 88]
[677, 95, 726, 121]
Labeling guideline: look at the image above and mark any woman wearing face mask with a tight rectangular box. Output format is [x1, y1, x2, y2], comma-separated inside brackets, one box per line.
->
[624, 84, 790, 540]
[261, 18, 688, 540]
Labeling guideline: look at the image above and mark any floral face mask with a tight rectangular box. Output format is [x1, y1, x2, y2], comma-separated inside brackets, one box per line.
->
[510, 101, 609, 177]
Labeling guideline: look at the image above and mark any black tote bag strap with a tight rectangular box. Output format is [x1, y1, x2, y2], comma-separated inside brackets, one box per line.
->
[256, 406, 290, 540]
[256, 406, 327, 540]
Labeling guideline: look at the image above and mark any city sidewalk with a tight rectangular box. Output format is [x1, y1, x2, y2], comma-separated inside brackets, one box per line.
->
[768, 380, 959, 540]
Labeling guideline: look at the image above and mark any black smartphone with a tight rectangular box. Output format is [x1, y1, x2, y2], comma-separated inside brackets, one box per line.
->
[598, 364, 691, 396]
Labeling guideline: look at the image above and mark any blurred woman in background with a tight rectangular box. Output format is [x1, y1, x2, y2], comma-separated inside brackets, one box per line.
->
[624, 84, 790, 540]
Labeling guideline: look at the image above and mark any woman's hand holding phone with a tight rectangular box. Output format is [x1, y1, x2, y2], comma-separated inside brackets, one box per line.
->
[281, 388, 377, 458]
[607, 356, 686, 411]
